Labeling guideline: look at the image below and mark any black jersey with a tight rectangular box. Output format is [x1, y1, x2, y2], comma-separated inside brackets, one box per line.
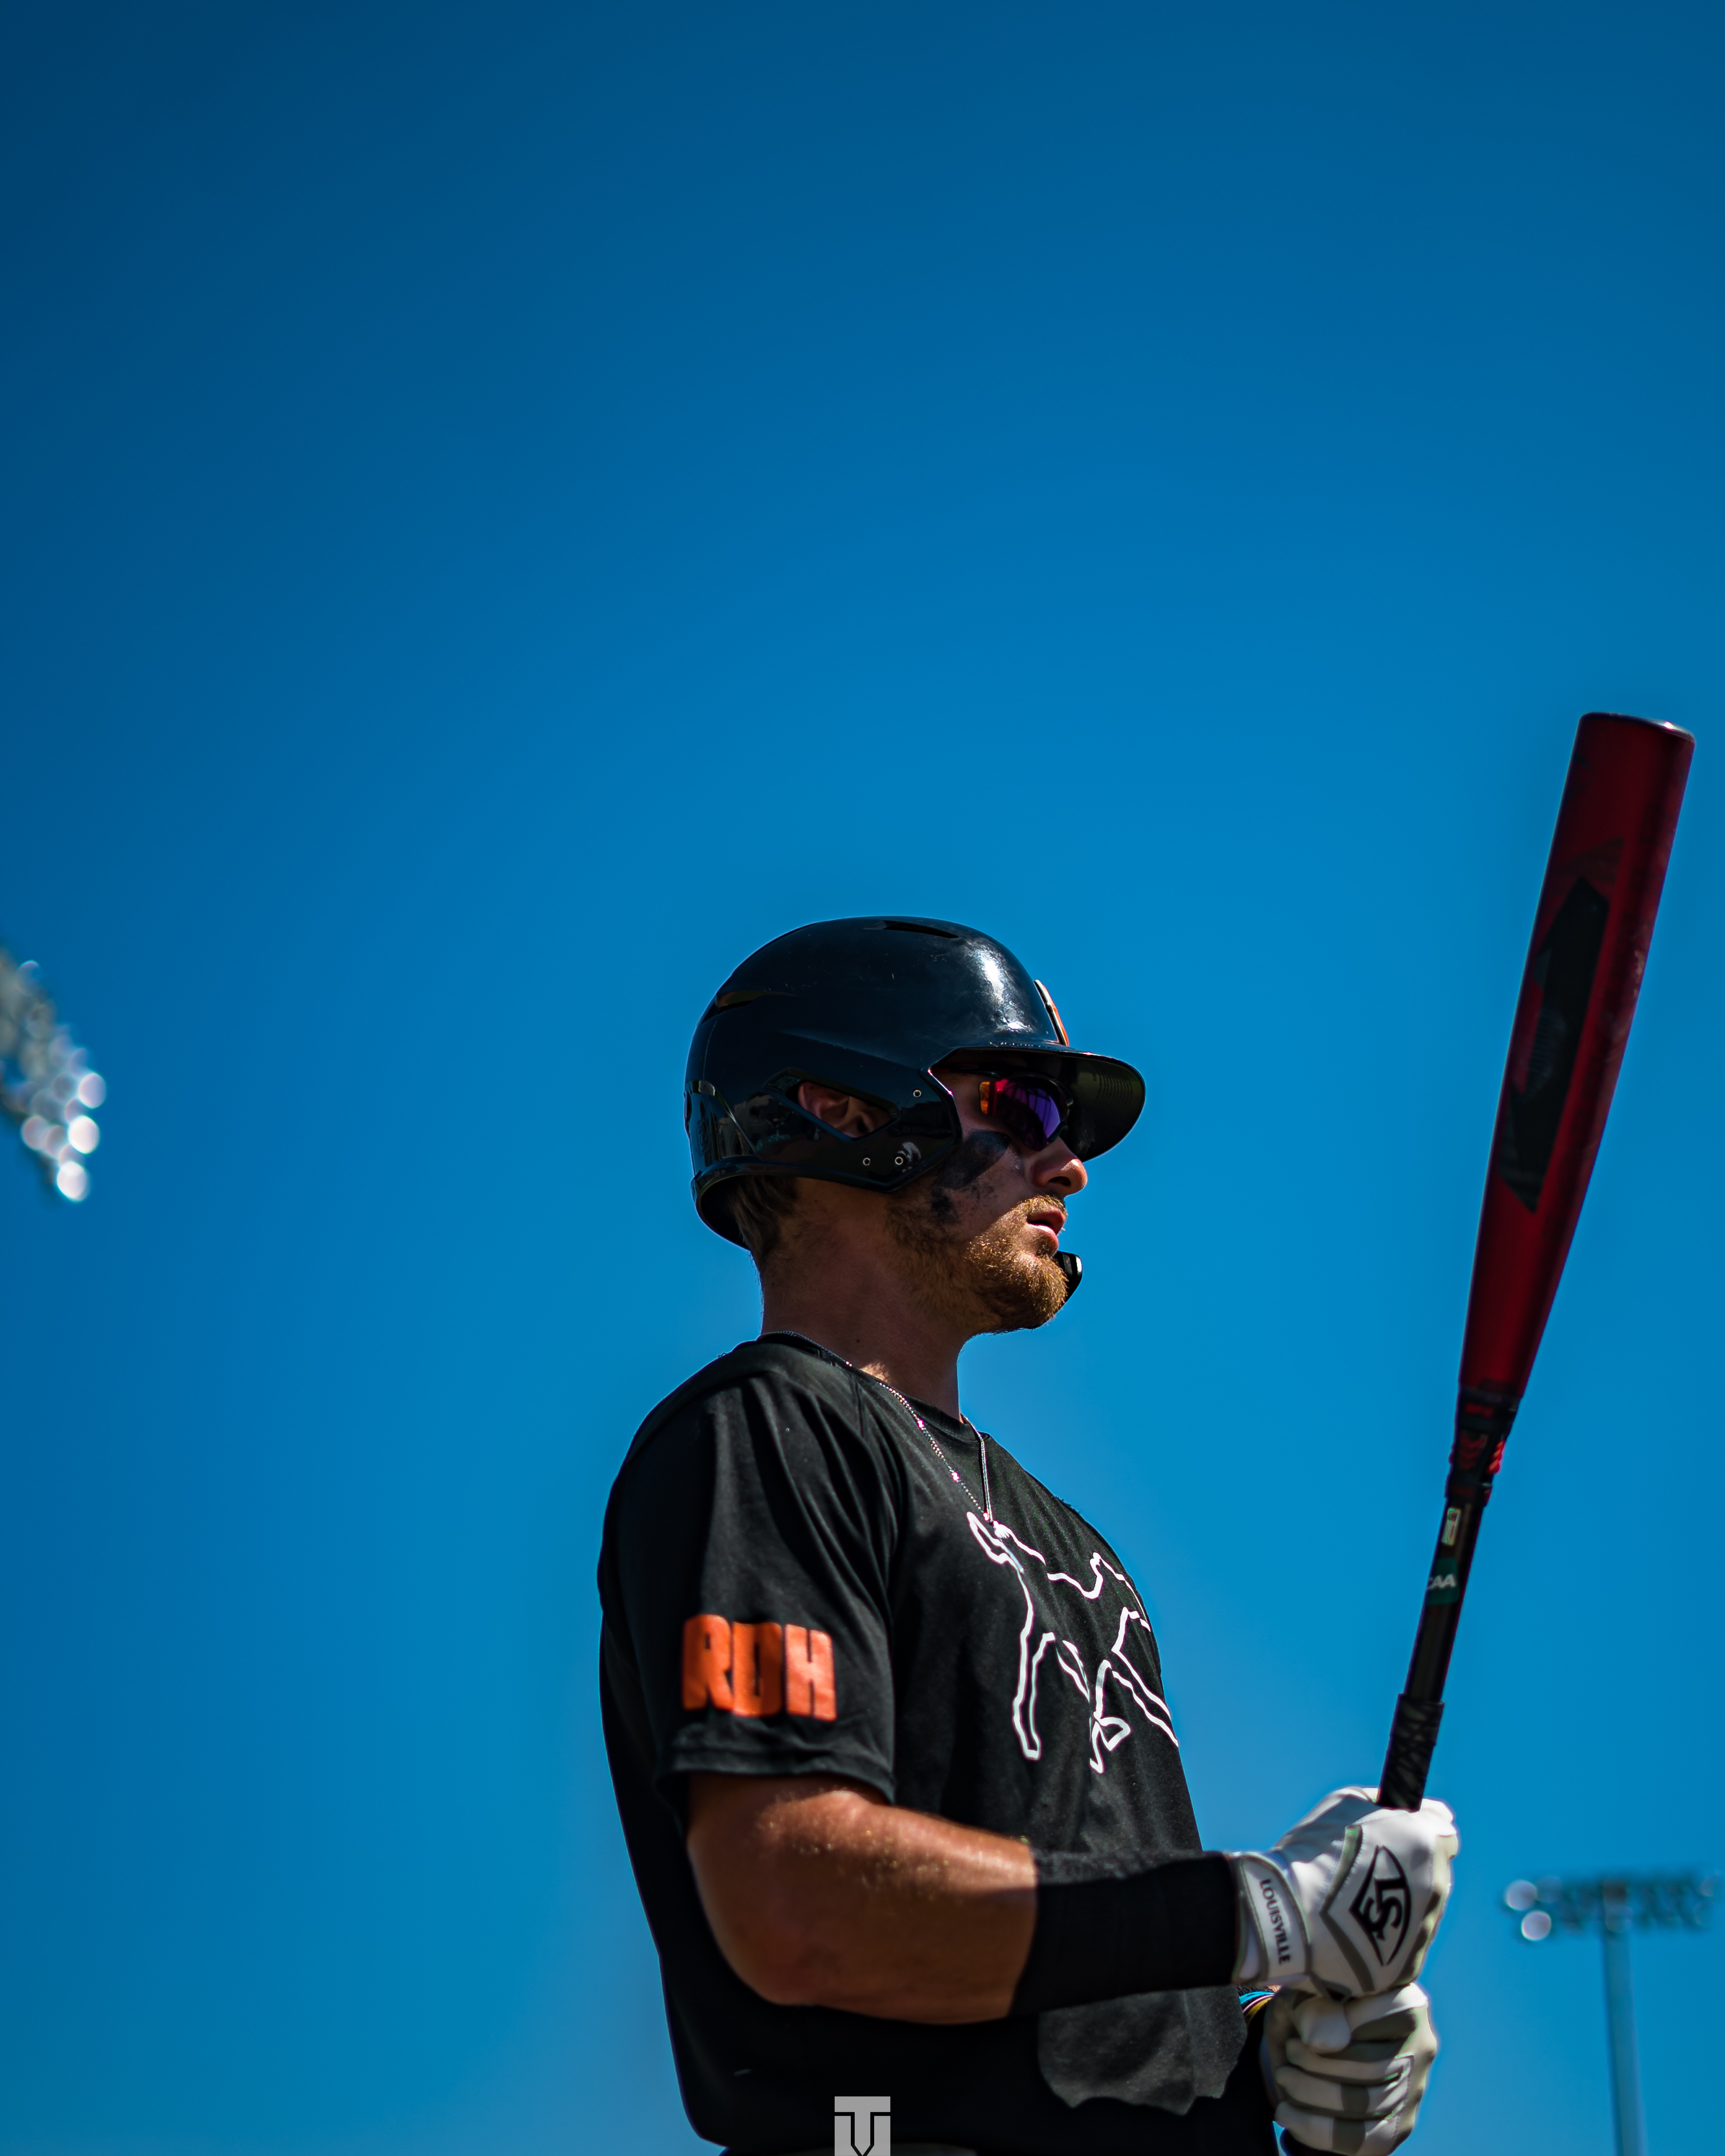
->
[597, 1334, 1273, 2155]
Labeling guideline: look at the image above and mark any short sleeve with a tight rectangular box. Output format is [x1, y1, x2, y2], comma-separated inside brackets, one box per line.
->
[603, 1366, 902, 1801]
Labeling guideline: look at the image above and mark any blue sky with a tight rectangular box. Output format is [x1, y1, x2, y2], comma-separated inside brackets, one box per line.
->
[1, 3, 1720, 2150]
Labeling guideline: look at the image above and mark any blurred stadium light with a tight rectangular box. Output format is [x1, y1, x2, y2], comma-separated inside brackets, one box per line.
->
[0, 945, 105, 1202]
[1503, 1870, 1714, 2156]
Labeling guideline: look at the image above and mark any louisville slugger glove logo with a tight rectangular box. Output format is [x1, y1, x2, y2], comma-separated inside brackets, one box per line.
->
[1254, 1871, 1297, 1971]
[1347, 1844, 1413, 1966]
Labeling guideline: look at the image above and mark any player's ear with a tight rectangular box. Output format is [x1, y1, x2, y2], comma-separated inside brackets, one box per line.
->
[795, 1083, 888, 1138]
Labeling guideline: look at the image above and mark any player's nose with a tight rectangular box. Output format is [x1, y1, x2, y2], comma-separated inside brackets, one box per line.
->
[1032, 1140, 1087, 1194]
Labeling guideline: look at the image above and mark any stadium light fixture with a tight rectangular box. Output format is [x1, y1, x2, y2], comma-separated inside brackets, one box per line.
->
[1502, 1870, 1714, 2156]
[0, 945, 106, 1202]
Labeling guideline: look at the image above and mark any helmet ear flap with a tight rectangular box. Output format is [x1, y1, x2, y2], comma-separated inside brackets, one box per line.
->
[691, 1079, 966, 1222]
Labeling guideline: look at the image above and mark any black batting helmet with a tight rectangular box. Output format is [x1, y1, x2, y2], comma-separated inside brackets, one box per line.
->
[686, 915, 1145, 1244]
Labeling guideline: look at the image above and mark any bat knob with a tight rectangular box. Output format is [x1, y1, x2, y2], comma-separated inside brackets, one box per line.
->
[1054, 1251, 1082, 1298]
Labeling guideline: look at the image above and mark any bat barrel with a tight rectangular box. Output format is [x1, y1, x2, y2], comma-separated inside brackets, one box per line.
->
[1456, 715, 1693, 1406]
[1380, 713, 1693, 1811]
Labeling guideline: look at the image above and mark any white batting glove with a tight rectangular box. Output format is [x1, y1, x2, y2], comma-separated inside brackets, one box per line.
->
[1263, 1982, 1438, 2154]
[1231, 1787, 1459, 1995]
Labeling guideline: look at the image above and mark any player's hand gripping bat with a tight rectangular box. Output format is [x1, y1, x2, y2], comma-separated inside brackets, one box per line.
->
[1378, 713, 1694, 1811]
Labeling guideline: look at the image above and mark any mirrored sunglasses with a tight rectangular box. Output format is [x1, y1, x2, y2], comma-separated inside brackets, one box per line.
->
[973, 1072, 1071, 1153]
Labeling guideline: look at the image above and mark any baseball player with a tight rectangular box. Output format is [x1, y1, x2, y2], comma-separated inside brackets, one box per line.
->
[599, 917, 1457, 2156]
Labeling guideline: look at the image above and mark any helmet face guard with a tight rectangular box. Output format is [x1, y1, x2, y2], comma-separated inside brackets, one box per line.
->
[686, 917, 1146, 1245]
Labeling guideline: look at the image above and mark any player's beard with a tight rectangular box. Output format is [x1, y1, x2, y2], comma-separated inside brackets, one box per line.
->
[885, 1135, 1071, 1335]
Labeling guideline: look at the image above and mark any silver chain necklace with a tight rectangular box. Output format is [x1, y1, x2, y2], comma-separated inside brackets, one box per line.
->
[776, 1332, 994, 1522]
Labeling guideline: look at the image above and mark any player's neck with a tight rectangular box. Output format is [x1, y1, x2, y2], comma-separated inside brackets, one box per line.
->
[759, 1258, 967, 1419]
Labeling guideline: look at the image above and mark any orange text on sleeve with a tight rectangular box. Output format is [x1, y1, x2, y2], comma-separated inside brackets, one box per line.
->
[682, 1614, 838, 1721]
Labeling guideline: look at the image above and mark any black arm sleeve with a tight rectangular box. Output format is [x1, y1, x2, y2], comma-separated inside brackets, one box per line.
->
[1011, 1848, 1240, 2013]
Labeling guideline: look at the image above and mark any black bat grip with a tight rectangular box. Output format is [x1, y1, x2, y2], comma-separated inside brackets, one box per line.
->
[1379, 1693, 1444, 1811]
[1380, 1390, 1513, 1807]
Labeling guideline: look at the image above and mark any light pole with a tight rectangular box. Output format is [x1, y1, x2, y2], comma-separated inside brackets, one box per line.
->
[1503, 1870, 1714, 2156]
[0, 944, 105, 1201]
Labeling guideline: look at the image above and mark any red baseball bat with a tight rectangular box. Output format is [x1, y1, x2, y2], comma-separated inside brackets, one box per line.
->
[1378, 713, 1694, 1810]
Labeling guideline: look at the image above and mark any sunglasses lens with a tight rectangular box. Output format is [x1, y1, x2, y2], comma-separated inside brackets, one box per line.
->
[977, 1076, 1067, 1150]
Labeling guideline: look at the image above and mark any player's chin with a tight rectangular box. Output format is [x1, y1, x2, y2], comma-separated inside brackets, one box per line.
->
[977, 1249, 1071, 1333]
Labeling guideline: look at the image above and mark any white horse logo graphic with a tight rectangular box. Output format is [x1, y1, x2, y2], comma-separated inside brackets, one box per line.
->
[965, 1512, 1178, 1771]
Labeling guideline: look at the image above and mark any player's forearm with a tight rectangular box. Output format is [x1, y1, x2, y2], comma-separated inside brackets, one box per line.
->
[686, 1773, 1036, 2021]
[685, 1772, 1248, 2024]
